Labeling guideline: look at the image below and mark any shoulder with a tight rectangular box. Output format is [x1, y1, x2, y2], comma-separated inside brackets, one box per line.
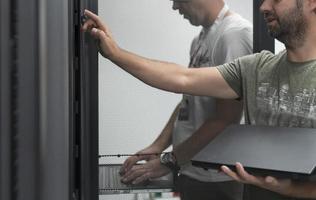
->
[241, 50, 275, 64]
[222, 14, 253, 31]
[213, 14, 253, 49]
[257, 50, 282, 63]
[220, 14, 253, 42]
[235, 50, 284, 72]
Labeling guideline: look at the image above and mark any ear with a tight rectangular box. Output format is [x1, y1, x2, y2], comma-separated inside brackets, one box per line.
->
[306, 0, 316, 14]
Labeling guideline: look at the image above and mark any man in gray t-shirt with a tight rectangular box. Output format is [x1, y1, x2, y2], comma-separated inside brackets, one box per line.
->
[217, 50, 316, 199]
[82, 0, 316, 198]
[120, 1, 253, 200]
[218, 50, 316, 129]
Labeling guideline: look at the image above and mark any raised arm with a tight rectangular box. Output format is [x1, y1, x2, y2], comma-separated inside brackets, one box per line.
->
[82, 10, 238, 99]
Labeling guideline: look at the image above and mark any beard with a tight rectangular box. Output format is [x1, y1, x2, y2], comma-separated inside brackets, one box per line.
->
[265, 0, 307, 49]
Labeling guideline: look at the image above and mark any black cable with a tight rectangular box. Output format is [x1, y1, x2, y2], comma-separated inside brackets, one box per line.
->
[98, 152, 170, 158]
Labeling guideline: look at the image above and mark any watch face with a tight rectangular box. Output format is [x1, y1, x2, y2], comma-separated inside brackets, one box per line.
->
[161, 153, 174, 164]
[160, 152, 179, 172]
[160, 153, 168, 164]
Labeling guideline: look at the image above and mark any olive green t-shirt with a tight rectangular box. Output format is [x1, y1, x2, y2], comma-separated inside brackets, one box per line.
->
[217, 50, 316, 128]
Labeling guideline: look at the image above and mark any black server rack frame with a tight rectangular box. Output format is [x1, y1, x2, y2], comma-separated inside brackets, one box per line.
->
[253, 0, 275, 53]
[0, 0, 274, 200]
[0, 0, 14, 199]
[0, 0, 98, 199]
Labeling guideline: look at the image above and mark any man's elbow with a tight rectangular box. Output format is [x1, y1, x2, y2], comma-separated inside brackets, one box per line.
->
[171, 73, 190, 94]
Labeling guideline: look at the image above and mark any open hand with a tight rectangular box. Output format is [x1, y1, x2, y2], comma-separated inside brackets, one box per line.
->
[121, 158, 171, 185]
[120, 146, 161, 175]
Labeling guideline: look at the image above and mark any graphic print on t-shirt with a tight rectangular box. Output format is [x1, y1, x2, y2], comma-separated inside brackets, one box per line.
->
[255, 82, 316, 128]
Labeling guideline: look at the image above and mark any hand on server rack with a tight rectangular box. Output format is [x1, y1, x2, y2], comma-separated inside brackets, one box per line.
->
[118, 147, 170, 185]
[120, 146, 161, 176]
[120, 158, 171, 185]
[82, 9, 120, 59]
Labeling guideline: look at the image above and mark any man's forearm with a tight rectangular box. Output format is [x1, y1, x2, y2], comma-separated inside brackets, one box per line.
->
[110, 49, 237, 99]
[150, 104, 180, 152]
[173, 99, 243, 165]
[111, 49, 188, 94]
[173, 118, 233, 165]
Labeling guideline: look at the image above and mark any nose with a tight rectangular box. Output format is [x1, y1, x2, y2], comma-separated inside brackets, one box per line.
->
[172, 1, 180, 10]
[259, 0, 272, 14]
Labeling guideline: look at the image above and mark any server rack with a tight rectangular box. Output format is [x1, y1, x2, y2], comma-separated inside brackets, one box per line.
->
[0, 0, 13, 199]
[0, 1, 275, 200]
[0, 0, 98, 199]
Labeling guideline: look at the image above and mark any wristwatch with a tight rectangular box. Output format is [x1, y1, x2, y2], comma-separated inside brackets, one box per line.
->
[160, 152, 180, 172]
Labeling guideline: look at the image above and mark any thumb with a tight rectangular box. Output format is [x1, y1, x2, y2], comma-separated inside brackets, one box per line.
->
[91, 28, 106, 40]
[265, 176, 279, 186]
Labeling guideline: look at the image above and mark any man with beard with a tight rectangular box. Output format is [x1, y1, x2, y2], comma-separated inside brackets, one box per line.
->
[82, 0, 316, 199]
[117, 1, 252, 200]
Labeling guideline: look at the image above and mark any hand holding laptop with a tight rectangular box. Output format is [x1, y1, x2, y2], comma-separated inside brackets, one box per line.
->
[221, 162, 293, 196]
[191, 125, 316, 198]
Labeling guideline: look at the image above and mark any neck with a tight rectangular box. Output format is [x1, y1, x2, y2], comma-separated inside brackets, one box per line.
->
[202, 1, 226, 28]
[286, 28, 316, 62]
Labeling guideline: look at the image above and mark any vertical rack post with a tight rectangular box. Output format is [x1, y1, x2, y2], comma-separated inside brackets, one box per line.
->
[253, 0, 275, 53]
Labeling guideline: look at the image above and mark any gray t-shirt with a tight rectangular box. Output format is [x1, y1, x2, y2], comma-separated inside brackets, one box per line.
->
[172, 11, 253, 182]
[217, 50, 316, 200]
[217, 50, 316, 128]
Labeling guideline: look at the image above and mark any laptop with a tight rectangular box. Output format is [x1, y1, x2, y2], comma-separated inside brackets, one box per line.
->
[99, 164, 174, 195]
[192, 125, 316, 180]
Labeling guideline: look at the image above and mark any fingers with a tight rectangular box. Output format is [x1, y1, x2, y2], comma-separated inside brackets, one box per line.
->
[90, 28, 107, 41]
[120, 159, 131, 175]
[263, 177, 292, 194]
[82, 19, 106, 41]
[82, 9, 110, 38]
[120, 156, 142, 175]
[84, 9, 108, 32]
[221, 165, 242, 182]
[81, 19, 96, 32]
[81, 9, 120, 59]
[263, 176, 290, 188]
[122, 165, 142, 181]
[121, 165, 147, 184]
[121, 159, 170, 185]
[265, 176, 278, 185]
[222, 162, 270, 188]
[222, 162, 292, 194]
[235, 162, 263, 185]
[133, 172, 151, 185]
[121, 151, 155, 174]
[84, 10, 102, 28]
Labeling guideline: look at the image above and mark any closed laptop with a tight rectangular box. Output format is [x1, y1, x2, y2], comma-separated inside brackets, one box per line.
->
[192, 125, 316, 180]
